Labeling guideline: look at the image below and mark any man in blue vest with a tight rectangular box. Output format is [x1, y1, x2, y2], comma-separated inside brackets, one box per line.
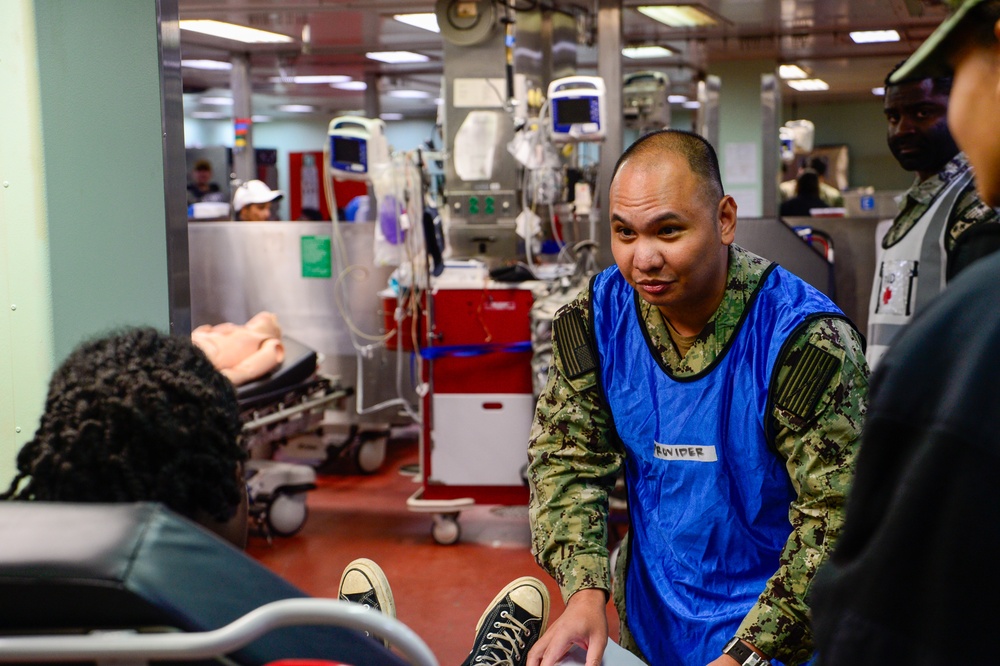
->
[526, 129, 868, 666]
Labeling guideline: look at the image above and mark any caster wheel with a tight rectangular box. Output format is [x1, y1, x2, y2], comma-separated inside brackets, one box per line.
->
[266, 492, 308, 537]
[431, 513, 461, 545]
[355, 435, 388, 474]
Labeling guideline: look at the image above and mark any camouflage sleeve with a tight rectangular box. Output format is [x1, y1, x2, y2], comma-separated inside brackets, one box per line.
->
[737, 316, 869, 665]
[527, 286, 624, 603]
[946, 183, 1000, 250]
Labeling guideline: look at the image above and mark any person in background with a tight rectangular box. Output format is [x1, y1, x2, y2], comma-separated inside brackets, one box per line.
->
[233, 179, 283, 222]
[779, 169, 829, 217]
[779, 156, 844, 208]
[527, 129, 867, 666]
[866, 56, 1000, 368]
[811, 3, 1000, 663]
[187, 158, 226, 206]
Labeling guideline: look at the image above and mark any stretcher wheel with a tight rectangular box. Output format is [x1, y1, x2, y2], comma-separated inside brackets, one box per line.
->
[354, 434, 387, 475]
[431, 513, 461, 545]
[267, 492, 308, 537]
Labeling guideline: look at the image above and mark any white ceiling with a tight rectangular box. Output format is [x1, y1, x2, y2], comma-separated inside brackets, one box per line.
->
[177, 0, 951, 122]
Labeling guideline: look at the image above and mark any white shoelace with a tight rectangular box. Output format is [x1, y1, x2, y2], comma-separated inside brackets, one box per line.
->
[474, 610, 533, 665]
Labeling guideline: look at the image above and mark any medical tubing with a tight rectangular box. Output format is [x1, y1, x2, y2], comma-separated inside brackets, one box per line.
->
[322, 138, 419, 419]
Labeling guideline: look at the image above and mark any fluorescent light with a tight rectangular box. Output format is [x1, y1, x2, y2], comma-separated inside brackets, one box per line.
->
[787, 78, 830, 91]
[190, 111, 229, 119]
[252, 115, 272, 123]
[181, 59, 232, 71]
[393, 13, 440, 33]
[179, 20, 293, 44]
[200, 96, 233, 106]
[667, 94, 688, 103]
[269, 75, 351, 84]
[366, 51, 429, 64]
[637, 5, 719, 28]
[331, 81, 368, 91]
[778, 64, 808, 79]
[387, 89, 432, 99]
[277, 104, 315, 113]
[381, 112, 404, 120]
[682, 100, 702, 109]
[872, 86, 886, 96]
[849, 29, 900, 44]
[622, 45, 674, 59]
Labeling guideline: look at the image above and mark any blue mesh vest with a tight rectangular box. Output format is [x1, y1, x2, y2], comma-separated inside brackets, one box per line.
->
[591, 264, 842, 665]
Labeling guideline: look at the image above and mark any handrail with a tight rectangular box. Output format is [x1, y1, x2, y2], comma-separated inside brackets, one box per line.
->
[0, 598, 438, 666]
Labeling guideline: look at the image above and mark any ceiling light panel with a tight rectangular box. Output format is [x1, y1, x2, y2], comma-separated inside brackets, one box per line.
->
[622, 45, 674, 59]
[778, 64, 808, 79]
[393, 13, 440, 33]
[387, 89, 432, 98]
[181, 59, 232, 71]
[331, 81, 368, 91]
[269, 75, 351, 84]
[277, 104, 316, 113]
[366, 51, 429, 64]
[636, 5, 719, 28]
[787, 78, 830, 91]
[849, 29, 900, 44]
[179, 20, 293, 44]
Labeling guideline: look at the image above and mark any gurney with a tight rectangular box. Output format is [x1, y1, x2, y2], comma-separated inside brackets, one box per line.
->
[0, 502, 435, 666]
[236, 336, 352, 540]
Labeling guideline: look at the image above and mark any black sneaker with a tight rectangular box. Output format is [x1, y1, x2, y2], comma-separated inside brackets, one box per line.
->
[338, 558, 396, 646]
[462, 576, 550, 666]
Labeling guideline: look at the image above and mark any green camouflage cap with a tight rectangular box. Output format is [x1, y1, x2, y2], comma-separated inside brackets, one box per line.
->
[890, 0, 989, 83]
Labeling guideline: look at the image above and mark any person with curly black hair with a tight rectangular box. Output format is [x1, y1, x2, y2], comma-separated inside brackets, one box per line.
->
[1, 327, 249, 548]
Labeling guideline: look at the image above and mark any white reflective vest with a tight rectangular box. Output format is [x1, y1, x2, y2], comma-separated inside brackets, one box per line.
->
[866, 169, 974, 369]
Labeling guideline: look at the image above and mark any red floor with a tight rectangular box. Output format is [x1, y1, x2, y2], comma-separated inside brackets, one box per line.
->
[246, 434, 620, 665]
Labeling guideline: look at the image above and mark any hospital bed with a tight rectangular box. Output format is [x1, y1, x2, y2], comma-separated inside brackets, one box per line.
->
[0, 502, 434, 666]
[236, 336, 352, 540]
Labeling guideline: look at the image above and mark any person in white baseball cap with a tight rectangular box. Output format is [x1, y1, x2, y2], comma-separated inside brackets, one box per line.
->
[232, 179, 283, 221]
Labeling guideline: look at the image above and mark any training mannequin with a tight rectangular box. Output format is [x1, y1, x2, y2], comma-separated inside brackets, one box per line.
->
[192, 311, 286, 387]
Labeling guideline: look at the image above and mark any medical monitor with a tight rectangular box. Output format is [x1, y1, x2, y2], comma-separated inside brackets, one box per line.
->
[548, 76, 607, 144]
[327, 116, 390, 181]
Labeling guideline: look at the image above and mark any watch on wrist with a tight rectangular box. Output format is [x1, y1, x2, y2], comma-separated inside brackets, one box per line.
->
[723, 637, 769, 666]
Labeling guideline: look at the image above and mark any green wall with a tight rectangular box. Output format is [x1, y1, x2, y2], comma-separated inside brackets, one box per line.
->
[0, 0, 171, 485]
[713, 59, 777, 217]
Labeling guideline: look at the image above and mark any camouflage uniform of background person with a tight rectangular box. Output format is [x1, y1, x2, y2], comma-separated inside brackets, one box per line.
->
[526, 130, 868, 666]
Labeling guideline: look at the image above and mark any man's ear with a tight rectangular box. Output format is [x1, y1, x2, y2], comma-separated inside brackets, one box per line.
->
[718, 195, 738, 245]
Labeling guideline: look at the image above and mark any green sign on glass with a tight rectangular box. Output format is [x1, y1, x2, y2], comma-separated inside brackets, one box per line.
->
[301, 235, 332, 278]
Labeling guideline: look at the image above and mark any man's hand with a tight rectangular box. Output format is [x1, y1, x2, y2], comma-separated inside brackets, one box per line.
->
[527, 588, 609, 666]
[706, 655, 741, 666]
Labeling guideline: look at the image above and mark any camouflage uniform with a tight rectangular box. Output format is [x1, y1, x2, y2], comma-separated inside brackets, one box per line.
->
[527, 245, 869, 665]
[882, 152, 999, 251]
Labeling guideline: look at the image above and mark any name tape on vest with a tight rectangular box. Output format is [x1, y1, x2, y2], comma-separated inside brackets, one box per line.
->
[653, 442, 718, 462]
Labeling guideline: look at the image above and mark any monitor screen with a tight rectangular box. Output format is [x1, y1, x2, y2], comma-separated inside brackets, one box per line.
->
[332, 136, 363, 165]
[554, 97, 596, 125]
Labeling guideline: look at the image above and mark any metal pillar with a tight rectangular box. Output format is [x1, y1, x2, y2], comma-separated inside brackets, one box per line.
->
[696, 74, 721, 149]
[364, 72, 381, 119]
[595, 0, 622, 270]
[231, 52, 254, 184]
[760, 73, 780, 218]
[156, 0, 191, 334]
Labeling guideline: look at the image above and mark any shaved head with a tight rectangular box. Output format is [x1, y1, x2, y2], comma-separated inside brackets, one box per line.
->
[612, 129, 724, 210]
